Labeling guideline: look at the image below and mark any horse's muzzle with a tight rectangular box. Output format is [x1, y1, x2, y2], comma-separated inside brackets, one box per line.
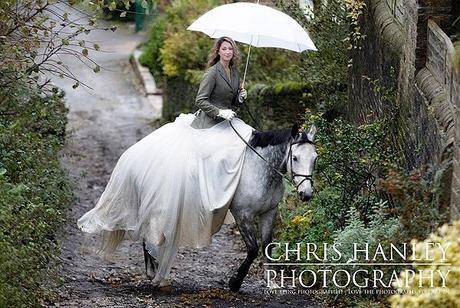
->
[299, 191, 312, 202]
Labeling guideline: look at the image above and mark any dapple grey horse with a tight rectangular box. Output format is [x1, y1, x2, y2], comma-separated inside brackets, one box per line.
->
[144, 123, 317, 291]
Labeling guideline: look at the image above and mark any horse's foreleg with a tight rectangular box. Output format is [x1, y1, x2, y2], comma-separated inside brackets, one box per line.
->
[259, 208, 279, 288]
[260, 208, 277, 260]
[229, 217, 258, 292]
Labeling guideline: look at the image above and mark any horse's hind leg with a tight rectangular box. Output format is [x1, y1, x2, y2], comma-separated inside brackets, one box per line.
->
[143, 241, 158, 279]
[229, 215, 258, 292]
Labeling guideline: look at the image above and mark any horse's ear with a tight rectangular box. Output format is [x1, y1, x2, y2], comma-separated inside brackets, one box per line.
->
[291, 123, 299, 138]
[307, 124, 317, 142]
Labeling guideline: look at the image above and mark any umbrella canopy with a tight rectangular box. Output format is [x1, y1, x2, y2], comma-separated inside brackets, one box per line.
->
[187, 2, 317, 52]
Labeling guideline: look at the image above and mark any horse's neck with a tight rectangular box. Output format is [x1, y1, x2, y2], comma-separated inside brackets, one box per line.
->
[256, 141, 290, 176]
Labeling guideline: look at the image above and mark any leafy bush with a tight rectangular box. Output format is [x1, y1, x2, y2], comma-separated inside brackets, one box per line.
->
[305, 113, 396, 226]
[389, 220, 460, 307]
[235, 0, 350, 130]
[278, 0, 349, 85]
[162, 76, 199, 121]
[139, 0, 222, 119]
[139, 13, 168, 81]
[276, 108, 447, 306]
[0, 87, 72, 306]
[276, 186, 339, 247]
[326, 205, 401, 304]
[140, 0, 220, 80]
[377, 168, 446, 241]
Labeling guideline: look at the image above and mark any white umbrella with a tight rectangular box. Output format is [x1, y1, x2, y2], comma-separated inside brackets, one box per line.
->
[187, 1, 317, 86]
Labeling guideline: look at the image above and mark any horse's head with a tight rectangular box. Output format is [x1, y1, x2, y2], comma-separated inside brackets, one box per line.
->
[287, 124, 317, 201]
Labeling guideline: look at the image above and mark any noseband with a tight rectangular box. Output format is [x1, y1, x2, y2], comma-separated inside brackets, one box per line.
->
[287, 140, 315, 189]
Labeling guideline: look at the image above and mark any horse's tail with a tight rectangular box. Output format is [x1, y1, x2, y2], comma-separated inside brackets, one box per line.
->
[98, 230, 126, 257]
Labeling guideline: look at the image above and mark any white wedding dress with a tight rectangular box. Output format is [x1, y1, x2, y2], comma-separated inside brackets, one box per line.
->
[77, 113, 253, 283]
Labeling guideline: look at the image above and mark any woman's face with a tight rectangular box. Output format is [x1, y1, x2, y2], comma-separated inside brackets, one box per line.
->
[218, 41, 234, 62]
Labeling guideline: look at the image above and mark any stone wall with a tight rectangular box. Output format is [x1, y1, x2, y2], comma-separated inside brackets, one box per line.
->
[415, 20, 459, 219]
[349, 0, 459, 220]
[449, 47, 460, 220]
[416, 0, 454, 69]
[349, 0, 441, 167]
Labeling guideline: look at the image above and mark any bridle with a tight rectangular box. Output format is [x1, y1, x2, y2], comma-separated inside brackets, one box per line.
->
[287, 139, 315, 189]
[229, 121, 315, 189]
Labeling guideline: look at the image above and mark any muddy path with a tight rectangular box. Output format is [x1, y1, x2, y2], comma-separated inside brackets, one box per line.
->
[45, 7, 320, 308]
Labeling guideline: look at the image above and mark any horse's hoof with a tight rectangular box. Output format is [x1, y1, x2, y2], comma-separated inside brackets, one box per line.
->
[146, 269, 155, 280]
[229, 275, 242, 292]
[158, 279, 172, 292]
[159, 279, 171, 288]
[152, 278, 171, 289]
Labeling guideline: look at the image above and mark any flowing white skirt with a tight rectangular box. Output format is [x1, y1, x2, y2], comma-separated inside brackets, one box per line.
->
[77, 113, 253, 282]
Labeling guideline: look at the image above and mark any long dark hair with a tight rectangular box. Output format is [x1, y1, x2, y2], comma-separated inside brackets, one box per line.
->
[206, 36, 241, 68]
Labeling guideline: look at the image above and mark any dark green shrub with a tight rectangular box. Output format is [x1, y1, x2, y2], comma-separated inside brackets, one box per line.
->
[377, 168, 446, 241]
[139, 13, 168, 82]
[278, 0, 349, 85]
[0, 88, 72, 306]
[139, 0, 221, 80]
[162, 77, 199, 121]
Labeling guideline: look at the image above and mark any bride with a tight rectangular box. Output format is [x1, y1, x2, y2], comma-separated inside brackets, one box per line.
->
[77, 36, 252, 286]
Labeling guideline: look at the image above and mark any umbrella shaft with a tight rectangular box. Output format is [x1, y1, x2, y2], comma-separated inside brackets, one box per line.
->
[242, 0, 259, 88]
[242, 42, 252, 89]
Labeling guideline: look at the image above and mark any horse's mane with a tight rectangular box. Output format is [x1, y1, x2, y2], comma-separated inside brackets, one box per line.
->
[249, 128, 292, 148]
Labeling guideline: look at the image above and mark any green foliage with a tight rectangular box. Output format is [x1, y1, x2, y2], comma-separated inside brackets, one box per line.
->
[276, 109, 395, 260]
[162, 76, 199, 121]
[307, 113, 396, 226]
[278, 0, 349, 85]
[161, 31, 212, 79]
[139, 13, 168, 82]
[277, 186, 340, 246]
[377, 168, 445, 241]
[0, 87, 72, 306]
[242, 82, 314, 129]
[276, 100, 446, 307]
[158, 0, 224, 79]
[239, 46, 302, 85]
[326, 204, 401, 305]
[140, 0, 220, 81]
[236, 0, 350, 130]
[343, 0, 367, 51]
[139, 0, 222, 119]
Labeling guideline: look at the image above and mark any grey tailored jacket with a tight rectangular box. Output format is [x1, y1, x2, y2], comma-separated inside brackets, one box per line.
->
[191, 61, 240, 129]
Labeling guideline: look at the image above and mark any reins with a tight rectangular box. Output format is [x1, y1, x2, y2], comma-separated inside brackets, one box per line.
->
[229, 121, 314, 188]
[229, 121, 287, 180]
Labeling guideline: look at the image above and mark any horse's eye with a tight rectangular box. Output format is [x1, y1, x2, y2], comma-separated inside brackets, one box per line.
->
[293, 156, 298, 162]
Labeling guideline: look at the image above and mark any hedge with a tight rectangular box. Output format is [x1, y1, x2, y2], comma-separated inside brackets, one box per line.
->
[0, 87, 73, 307]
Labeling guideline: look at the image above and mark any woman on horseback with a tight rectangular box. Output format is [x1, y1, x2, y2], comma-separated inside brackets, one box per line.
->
[77, 36, 253, 287]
